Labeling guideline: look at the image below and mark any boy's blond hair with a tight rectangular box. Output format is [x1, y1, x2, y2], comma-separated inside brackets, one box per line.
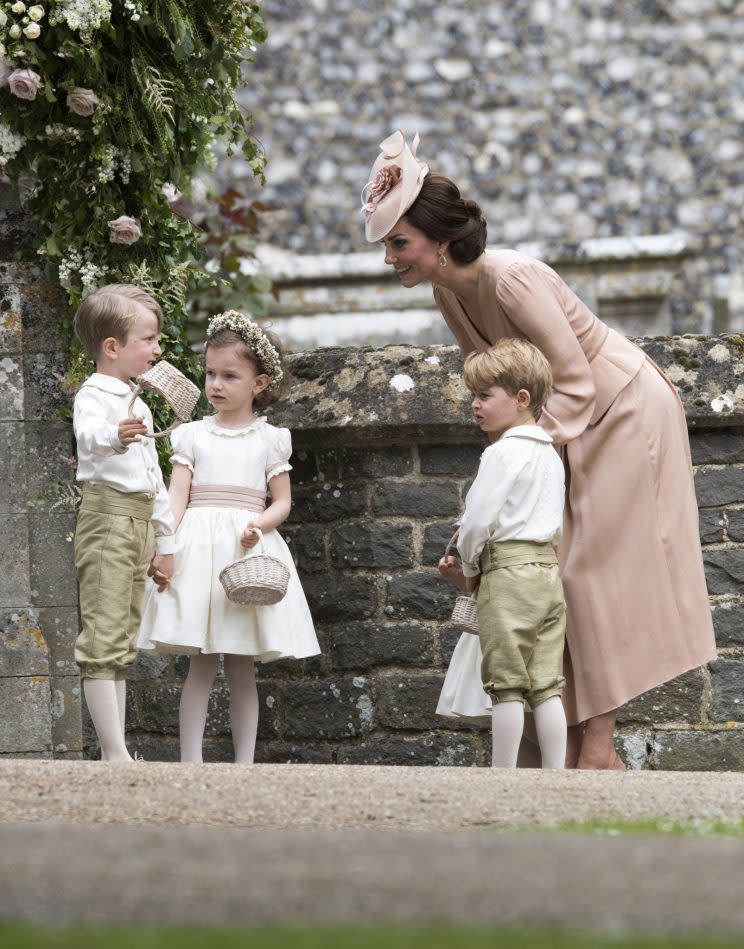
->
[463, 338, 553, 418]
[73, 284, 163, 360]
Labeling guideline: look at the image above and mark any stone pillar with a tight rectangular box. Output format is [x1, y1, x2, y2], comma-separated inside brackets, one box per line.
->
[0, 184, 82, 758]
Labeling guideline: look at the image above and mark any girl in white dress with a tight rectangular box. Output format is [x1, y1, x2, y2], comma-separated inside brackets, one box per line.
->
[137, 311, 319, 763]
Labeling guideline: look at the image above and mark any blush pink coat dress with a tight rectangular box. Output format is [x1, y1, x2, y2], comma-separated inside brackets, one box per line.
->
[434, 250, 716, 725]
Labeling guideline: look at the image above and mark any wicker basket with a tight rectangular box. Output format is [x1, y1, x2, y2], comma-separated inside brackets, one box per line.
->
[451, 594, 479, 634]
[444, 530, 479, 634]
[128, 361, 201, 439]
[219, 534, 290, 606]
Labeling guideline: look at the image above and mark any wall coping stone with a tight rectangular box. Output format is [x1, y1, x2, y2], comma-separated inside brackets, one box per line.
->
[269, 335, 744, 442]
[256, 233, 693, 283]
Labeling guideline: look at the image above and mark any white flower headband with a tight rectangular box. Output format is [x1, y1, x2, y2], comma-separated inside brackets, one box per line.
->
[206, 310, 284, 389]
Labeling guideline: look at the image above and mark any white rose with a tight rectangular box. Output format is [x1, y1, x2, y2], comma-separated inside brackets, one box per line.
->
[0, 11, 7, 27]
[23, 22, 41, 39]
[161, 182, 182, 203]
[66, 87, 99, 117]
[28, 5, 44, 19]
[11, 1, 26, 12]
[9, 24, 22, 39]
[108, 215, 142, 245]
[8, 67, 42, 100]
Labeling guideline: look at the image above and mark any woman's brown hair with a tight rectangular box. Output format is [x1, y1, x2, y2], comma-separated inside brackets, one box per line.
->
[404, 173, 487, 264]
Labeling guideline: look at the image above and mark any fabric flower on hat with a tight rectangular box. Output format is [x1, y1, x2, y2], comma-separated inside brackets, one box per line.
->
[108, 215, 142, 245]
[8, 68, 43, 101]
[361, 165, 401, 215]
[360, 130, 429, 242]
[67, 88, 99, 117]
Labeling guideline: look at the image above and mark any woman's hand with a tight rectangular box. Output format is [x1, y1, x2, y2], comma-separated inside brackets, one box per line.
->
[240, 525, 262, 550]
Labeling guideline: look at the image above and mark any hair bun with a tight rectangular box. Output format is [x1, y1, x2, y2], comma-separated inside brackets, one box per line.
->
[463, 199, 483, 220]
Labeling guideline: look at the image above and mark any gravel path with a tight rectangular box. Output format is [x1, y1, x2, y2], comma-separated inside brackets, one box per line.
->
[2, 760, 744, 829]
[3, 761, 744, 933]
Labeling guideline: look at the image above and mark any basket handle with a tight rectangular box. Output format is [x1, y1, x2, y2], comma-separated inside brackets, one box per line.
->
[243, 525, 265, 555]
[444, 529, 460, 560]
[128, 385, 183, 440]
[445, 529, 478, 600]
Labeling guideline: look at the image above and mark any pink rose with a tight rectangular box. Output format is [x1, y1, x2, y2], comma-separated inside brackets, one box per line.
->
[8, 68, 43, 101]
[67, 87, 99, 117]
[108, 215, 142, 245]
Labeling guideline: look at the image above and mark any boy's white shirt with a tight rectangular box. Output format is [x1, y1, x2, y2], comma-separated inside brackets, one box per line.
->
[457, 424, 565, 577]
[73, 372, 176, 554]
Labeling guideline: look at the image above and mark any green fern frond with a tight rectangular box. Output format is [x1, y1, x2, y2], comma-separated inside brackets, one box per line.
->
[140, 64, 175, 122]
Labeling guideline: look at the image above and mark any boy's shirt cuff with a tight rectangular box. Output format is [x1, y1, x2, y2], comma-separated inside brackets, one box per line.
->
[462, 561, 481, 578]
[154, 534, 176, 555]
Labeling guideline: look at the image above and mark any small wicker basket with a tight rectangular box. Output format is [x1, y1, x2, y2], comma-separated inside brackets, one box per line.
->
[128, 361, 201, 439]
[451, 594, 479, 635]
[444, 530, 479, 635]
[219, 532, 290, 606]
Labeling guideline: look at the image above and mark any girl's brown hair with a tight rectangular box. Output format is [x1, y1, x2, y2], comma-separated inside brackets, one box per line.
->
[205, 327, 289, 410]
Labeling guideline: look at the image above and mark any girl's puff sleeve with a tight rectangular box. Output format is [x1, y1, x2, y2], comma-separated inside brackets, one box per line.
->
[266, 427, 293, 482]
[170, 423, 195, 472]
[494, 262, 596, 445]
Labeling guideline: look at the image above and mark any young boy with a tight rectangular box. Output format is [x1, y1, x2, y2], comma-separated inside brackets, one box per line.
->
[72, 284, 175, 762]
[439, 338, 567, 768]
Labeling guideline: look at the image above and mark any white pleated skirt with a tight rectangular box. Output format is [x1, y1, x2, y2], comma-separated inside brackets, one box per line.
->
[137, 506, 319, 661]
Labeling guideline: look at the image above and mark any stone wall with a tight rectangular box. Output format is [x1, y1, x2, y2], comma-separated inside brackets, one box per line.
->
[231, 0, 744, 333]
[121, 336, 744, 771]
[0, 186, 82, 759]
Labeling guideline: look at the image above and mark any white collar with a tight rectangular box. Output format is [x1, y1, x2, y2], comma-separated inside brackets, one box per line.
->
[203, 415, 266, 437]
[499, 424, 553, 444]
[81, 372, 133, 396]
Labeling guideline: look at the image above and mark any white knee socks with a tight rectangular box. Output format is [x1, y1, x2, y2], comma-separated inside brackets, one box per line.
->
[115, 679, 127, 735]
[179, 653, 220, 763]
[224, 655, 259, 765]
[491, 697, 567, 769]
[490, 701, 525, 768]
[179, 654, 259, 764]
[532, 695, 567, 770]
[83, 679, 133, 762]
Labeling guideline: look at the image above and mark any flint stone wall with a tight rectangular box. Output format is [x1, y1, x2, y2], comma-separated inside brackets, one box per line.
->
[122, 335, 744, 770]
[231, 0, 744, 334]
[0, 185, 82, 759]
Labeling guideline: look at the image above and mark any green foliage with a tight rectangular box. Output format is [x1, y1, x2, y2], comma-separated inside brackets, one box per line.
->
[0, 925, 742, 949]
[0, 0, 270, 417]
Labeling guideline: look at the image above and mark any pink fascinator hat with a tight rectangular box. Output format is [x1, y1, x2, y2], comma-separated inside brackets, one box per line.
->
[361, 130, 429, 242]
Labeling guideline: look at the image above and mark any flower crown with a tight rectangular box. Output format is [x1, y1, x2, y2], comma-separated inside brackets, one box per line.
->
[206, 310, 284, 389]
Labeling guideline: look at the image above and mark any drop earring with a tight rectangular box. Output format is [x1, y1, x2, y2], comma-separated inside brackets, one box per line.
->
[438, 249, 447, 267]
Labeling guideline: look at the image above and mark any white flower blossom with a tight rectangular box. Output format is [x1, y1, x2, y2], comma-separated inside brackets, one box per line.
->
[11, 1, 26, 13]
[28, 5, 44, 20]
[0, 123, 26, 166]
[48, 0, 111, 42]
[23, 22, 41, 39]
[0, 11, 7, 27]
[58, 247, 108, 294]
[9, 24, 22, 39]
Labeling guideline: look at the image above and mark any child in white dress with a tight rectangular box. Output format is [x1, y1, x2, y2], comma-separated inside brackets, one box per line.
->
[137, 310, 319, 763]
